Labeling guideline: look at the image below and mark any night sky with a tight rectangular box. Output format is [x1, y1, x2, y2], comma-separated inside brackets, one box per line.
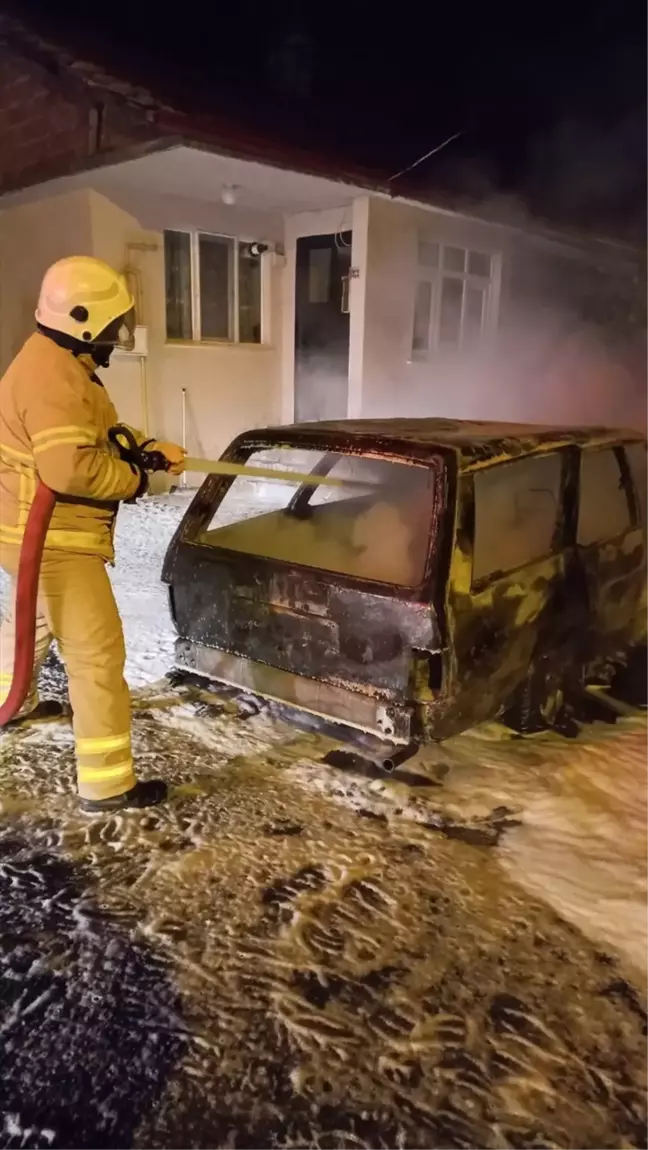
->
[5, 0, 647, 237]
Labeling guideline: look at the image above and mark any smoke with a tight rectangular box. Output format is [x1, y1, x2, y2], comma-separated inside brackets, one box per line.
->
[526, 113, 647, 241]
[365, 309, 647, 432]
[474, 241, 647, 429]
[344, 88, 644, 430]
[396, 321, 647, 431]
[355, 190, 646, 432]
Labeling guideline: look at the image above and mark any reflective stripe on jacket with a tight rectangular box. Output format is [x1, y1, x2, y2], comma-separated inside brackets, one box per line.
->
[0, 332, 143, 562]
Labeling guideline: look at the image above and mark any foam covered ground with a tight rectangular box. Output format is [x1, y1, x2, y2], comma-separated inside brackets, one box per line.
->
[0, 494, 646, 1149]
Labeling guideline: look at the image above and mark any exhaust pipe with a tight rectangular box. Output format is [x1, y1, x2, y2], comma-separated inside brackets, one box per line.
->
[361, 740, 420, 773]
[323, 737, 420, 775]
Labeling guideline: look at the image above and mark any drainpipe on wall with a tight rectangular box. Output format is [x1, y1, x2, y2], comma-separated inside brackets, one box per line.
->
[181, 387, 187, 489]
[139, 356, 150, 438]
[123, 241, 158, 438]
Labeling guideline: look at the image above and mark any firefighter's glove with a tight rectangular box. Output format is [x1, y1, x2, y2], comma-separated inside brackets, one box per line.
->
[150, 441, 186, 476]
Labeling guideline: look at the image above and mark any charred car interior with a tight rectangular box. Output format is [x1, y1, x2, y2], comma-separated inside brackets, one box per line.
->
[162, 419, 647, 756]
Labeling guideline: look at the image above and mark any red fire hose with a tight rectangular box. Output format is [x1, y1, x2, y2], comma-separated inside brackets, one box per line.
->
[0, 481, 57, 726]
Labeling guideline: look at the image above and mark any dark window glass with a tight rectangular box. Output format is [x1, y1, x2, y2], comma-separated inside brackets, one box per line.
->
[412, 280, 432, 354]
[238, 242, 262, 343]
[578, 448, 632, 545]
[164, 230, 192, 340]
[626, 442, 647, 526]
[473, 453, 562, 581]
[438, 277, 463, 346]
[199, 234, 234, 340]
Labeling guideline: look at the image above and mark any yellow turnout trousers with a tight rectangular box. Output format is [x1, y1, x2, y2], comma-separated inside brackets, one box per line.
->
[0, 546, 137, 801]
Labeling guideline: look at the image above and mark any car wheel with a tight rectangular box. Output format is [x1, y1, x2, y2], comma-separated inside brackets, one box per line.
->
[502, 655, 574, 736]
[609, 643, 647, 708]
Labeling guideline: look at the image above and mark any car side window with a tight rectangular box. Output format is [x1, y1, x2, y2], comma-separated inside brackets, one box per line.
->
[625, 442, 647, 527]
[578, 447, 632, 546]
[472, 452, 562, 583]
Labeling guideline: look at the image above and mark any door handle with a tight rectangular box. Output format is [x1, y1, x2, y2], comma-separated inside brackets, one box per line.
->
[340, 275, 350, 314]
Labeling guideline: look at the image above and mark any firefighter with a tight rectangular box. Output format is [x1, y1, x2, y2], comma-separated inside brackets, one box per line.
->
[0, 256, 185, 812]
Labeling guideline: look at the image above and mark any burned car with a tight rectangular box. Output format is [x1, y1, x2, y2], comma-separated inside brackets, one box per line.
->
[162, 419, 647, 749]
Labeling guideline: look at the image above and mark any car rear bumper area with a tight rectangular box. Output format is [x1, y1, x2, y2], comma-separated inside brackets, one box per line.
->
[174, 638, 413, 742]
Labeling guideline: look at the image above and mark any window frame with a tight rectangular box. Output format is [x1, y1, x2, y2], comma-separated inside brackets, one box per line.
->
[182, 439, 449, 601]
[164, 228, 266, 346]
[411, 239, 501, 360]
[622, 441, 647, 529]
[577, 444, 636, 547]
[470, 450, 566, 589]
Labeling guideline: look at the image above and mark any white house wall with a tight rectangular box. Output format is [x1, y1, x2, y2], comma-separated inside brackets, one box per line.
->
[0, 189, 94, 371]
[0, 186, 285, 483]
[87, 191, 150, 435]
[94, 184, 285, 250]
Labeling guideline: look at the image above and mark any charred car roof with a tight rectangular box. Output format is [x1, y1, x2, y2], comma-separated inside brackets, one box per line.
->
[233, 418, 645, 472]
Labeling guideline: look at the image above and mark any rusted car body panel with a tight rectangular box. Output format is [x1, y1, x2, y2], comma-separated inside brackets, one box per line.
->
[168, 555, 441, 741]
[162, 419, 647, 743]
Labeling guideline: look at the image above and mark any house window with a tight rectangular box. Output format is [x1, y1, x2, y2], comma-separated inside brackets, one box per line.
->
[164, 230, 263, 344]
[472, 453, 563, 583]
[411, 240, 498, 358]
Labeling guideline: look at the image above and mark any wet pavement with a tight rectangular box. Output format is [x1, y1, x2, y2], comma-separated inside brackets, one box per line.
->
[0, 659, 646, 1149]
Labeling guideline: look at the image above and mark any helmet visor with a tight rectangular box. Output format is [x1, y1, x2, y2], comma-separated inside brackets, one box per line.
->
[114, 306, 136, 352]
[94, 306, 136, 351]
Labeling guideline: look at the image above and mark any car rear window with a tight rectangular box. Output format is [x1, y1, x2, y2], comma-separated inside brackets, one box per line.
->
[198, 447, 437, 586]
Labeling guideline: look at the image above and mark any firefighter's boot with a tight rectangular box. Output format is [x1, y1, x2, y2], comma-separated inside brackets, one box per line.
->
[3, 699, 67, 729]
[79, 778, 168, 814]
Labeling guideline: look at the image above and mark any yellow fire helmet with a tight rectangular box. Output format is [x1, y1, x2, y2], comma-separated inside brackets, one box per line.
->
[35, 255, 136, 350]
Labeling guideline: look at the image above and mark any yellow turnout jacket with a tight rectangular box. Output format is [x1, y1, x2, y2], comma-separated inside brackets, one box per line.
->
[0, 332, 144, 563]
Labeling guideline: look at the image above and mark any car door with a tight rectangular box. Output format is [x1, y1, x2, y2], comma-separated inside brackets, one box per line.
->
[576, 442, 647, 658]
[626, 439, 648, 644]
[444, 449, 572, 731]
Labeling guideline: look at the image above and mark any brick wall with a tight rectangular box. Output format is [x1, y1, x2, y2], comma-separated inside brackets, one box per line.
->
[0, 45, 158, 194]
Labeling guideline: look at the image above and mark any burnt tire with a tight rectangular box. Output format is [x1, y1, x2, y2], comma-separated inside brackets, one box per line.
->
[609, 644, 647, 708]
[502, 655, 576, 736]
